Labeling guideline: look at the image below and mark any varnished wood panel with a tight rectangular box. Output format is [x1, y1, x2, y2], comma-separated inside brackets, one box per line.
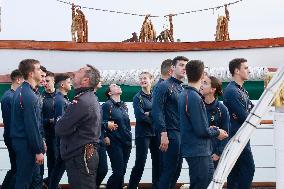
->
[0, 38, 284, 52]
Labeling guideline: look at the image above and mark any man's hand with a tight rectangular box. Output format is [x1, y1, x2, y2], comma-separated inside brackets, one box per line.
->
[108, 121, 118, 131]
[159, 132, 169, 152]
[36, 153, 44, 165]
[217, 129, 228, 140]
[104, 137, 110, 146]
[212, 154, 220, 161]
[145, 112, 150, 116]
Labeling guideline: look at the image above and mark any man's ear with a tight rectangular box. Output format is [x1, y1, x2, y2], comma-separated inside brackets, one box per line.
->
[16, 78, 21, 84]
[211, 88, 216, 94]
[235, 69, 240, 75]
[29, 71, 34, 79]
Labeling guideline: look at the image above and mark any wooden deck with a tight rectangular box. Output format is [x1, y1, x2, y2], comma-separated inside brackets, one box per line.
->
[0, 183, 276, 189]
[46, 183, 277, 189]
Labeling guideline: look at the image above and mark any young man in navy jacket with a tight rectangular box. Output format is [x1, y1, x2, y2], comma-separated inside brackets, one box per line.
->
[223, 58, 255, 189]
[152, 56, 188, 189]
[179, 60, 228, 189]
[41, 71, 56, 187]
[10, 59, 45, 189]
[49, 74, 72, 189]
[1, 69, 23, 189]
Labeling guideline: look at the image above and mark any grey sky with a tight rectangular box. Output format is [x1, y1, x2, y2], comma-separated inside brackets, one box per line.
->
[0, 0, 283, 42]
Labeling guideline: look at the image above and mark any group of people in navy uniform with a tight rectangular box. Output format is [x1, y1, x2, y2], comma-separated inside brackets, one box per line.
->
[1, 57, 255, 189]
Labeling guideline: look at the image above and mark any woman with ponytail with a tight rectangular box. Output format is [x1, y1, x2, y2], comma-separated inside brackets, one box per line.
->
[200, 75, 230, 168]
[102, 84, 132, 189]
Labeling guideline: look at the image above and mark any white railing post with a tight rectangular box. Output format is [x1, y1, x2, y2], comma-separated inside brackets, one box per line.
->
[274, 107, 284, 189]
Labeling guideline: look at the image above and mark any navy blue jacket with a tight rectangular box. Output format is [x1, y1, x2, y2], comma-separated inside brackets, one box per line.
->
[205, 99, 230, 156]
[179, 86, 220, 157]
[42, 91, 56, 137]
[133, 90, 155, 138]
[35, 90, 46, 143]
[223, 81, 254, 137]
[55, 88, 101, 160]
[1, 89, 15, 142]
[10, 82, 44, 154]
[102, 98, 132, 147]
[95, 92, 106, 144]
[152, 77, 183, 136]
[99, 109, 107, 143]
[152, 78, 164, 133]
[152, 78, 164, 96]
[54, 91, 70, 122]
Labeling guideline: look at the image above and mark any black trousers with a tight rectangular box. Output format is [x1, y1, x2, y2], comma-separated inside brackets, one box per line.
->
[96, 143, 108, 187]
[65, 149, 99, 189]
[49, 137, 65, 189]
[46, 136, 57, 178]
[186, 156, 214, 189]
[1, 138, 16, 189]
[227, 147, 255, 189]
[128, 136, 160, 189]
[106, 141, 131, 189]
[157, 131, 182, 189]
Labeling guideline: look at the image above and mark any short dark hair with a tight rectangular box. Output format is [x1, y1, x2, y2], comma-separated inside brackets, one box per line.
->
[46, 71, 55, 78]
[55, 73, 70, 88]
[209, 76, 223, 97]
[105, 85, 111, 99]
[40, 65, 47, 73]
[18, 59, 40, 80]
[10, 69, 23, 82]
[172, 56, 189, 66]
[85, 64, 101, 88]
[161, 59, 172, 76]
[229, 58, 247, 76]
[186, 60, 204, 82]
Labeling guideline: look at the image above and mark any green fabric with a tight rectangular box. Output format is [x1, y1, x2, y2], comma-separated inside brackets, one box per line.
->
[0, 81, 264, 102]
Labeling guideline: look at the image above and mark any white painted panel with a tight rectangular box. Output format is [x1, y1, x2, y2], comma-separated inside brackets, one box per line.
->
[251, 146, 275, 167]
[251, 128, 274, 146]
[0, 47, 283, 75]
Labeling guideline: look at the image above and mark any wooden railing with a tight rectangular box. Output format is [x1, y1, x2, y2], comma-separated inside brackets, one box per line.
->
[0, 38, 284, 52]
